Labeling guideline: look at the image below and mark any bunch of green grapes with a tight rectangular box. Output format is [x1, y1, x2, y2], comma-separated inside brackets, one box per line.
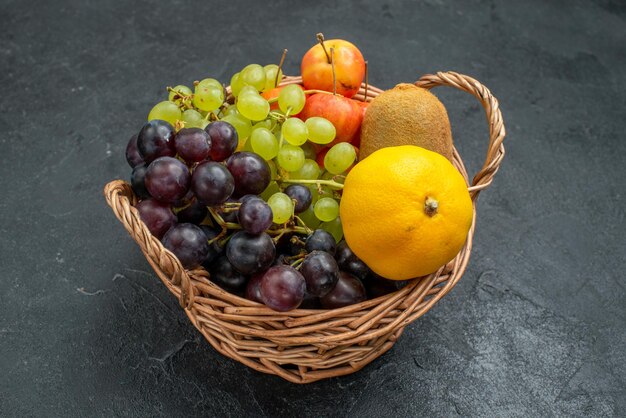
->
[144, 60, 357, 238]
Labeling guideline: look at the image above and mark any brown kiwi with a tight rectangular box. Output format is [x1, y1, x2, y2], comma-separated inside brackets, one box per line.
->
[360, 83, 454, 161]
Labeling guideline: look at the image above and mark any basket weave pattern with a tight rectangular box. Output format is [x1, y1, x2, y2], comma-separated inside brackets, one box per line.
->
[104, 72, 506, 383]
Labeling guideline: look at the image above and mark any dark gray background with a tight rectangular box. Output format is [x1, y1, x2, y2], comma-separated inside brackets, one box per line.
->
[1, 0, 625, 416]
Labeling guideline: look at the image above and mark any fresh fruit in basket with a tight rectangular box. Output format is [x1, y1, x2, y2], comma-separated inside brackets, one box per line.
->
[120, 33, 473, 312]
[301, 33, 365, 98]
[360, 83, 454, 161]
[340, 145, 473, 280]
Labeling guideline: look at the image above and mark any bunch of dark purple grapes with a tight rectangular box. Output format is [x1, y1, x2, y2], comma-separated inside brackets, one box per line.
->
[125, 119, 403, 311]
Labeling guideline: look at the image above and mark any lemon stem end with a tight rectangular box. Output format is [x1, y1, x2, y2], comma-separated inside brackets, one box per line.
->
[424, 197, 439, 217]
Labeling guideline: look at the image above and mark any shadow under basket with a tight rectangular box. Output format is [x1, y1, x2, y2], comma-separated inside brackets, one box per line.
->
[104, 71, 506, 384]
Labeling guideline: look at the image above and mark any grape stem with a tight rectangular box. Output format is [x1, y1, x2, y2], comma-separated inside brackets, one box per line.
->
[208, 207, 310, 241]
[293, 216, 313, 234]
[166, 86, 194, 110]
[275, 49, 288, 88]
[208, 207, 242, 233]
[279, 178, 344, 190]
[290, 258, 305, 269]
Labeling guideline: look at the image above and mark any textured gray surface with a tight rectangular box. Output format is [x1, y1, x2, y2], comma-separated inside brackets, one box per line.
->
[1, 0, 625, 416]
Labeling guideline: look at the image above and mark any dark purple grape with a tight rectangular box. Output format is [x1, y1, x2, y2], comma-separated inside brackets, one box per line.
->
[208, 255, 247, 292]
[363, 273, 400, 299]
[306, 229, 336, 255]
[245, 272, 264, 303]
[225, 231, 275, 275]
[238, 196, 273, 234]
[125, 134, 144, 168]
[238, 194, 258, 204]
[205, 121, 238, 161]
[145, 157, 191, 203]
[226, 152, 271, 196]
[130, 163, 151, 199]
[335, 240, 370, 280]
[300, 291, 322, 309]
[284, 184, 312, 213]
[199, 226, 223, 265]
[300, 251, 340, 297]
[135, 199, 176, 239]
[191, 161, 235, 206]
[260, 265, 306, 312]
[137, 120, 176, 163]
[162, 223, 210, 269]
[320, 272, 366, 309]
[175, 127, 211, 163]
[177, 199, 208, 224]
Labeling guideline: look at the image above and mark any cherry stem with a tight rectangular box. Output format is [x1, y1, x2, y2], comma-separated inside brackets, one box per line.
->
[330, 48, 336, 96]
[363, 60, 369, 102]
[275, 49, 287, 88]
[279, 178, 344, 190]
[316, 33, 331, 63]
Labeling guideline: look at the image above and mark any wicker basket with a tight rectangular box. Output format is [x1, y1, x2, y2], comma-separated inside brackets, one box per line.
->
[104, 71, 506, 384]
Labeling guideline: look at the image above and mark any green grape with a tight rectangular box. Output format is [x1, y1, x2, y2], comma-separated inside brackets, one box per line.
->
[180, 109, 204, 128]
[307, 184, 320, 204]
[240, 64, 266, 92]
[305, 117, 336, 145]
[297, 205, 321, 229]
[301, 142, 317, 160]
[260, 181, 281, 201]
[278, 84, 306, 114]
[252, 119, 275, 132]
[222, 113, 252, 140]
[268, 192, 293, 224]
[263, 64, 283, 91]
[230, 72, 244, 97]
[222, 104, 239, 117]
[291, 159, 321, 180]
[242, 137, 254, 152]
[320, 217, 343, 243]
[281, 118, 308, 146]
[168, 85, 192, 105]
[267, 159, 278, 180]
[197, 78, 222, 89]
[276, 144, 305, 172]
[314, 197, 339, 222]
[237, 92, 270, 121]
[239, 85, 258, 97]
[193, 84, 224, 111]
[148, 101, 182, 126]
[324, 143, 357, 175]
[250, 127, 279, 160]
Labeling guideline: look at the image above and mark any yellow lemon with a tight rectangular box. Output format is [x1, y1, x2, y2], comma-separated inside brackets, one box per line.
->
[340, 145, 473, 280]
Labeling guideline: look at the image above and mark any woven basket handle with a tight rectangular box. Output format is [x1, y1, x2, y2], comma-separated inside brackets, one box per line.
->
[104, 180, 195, 309]
[415, 71, 506, 200]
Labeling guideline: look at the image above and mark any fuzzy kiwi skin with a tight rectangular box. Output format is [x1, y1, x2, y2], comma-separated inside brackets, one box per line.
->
[360, 83, 454, 161]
